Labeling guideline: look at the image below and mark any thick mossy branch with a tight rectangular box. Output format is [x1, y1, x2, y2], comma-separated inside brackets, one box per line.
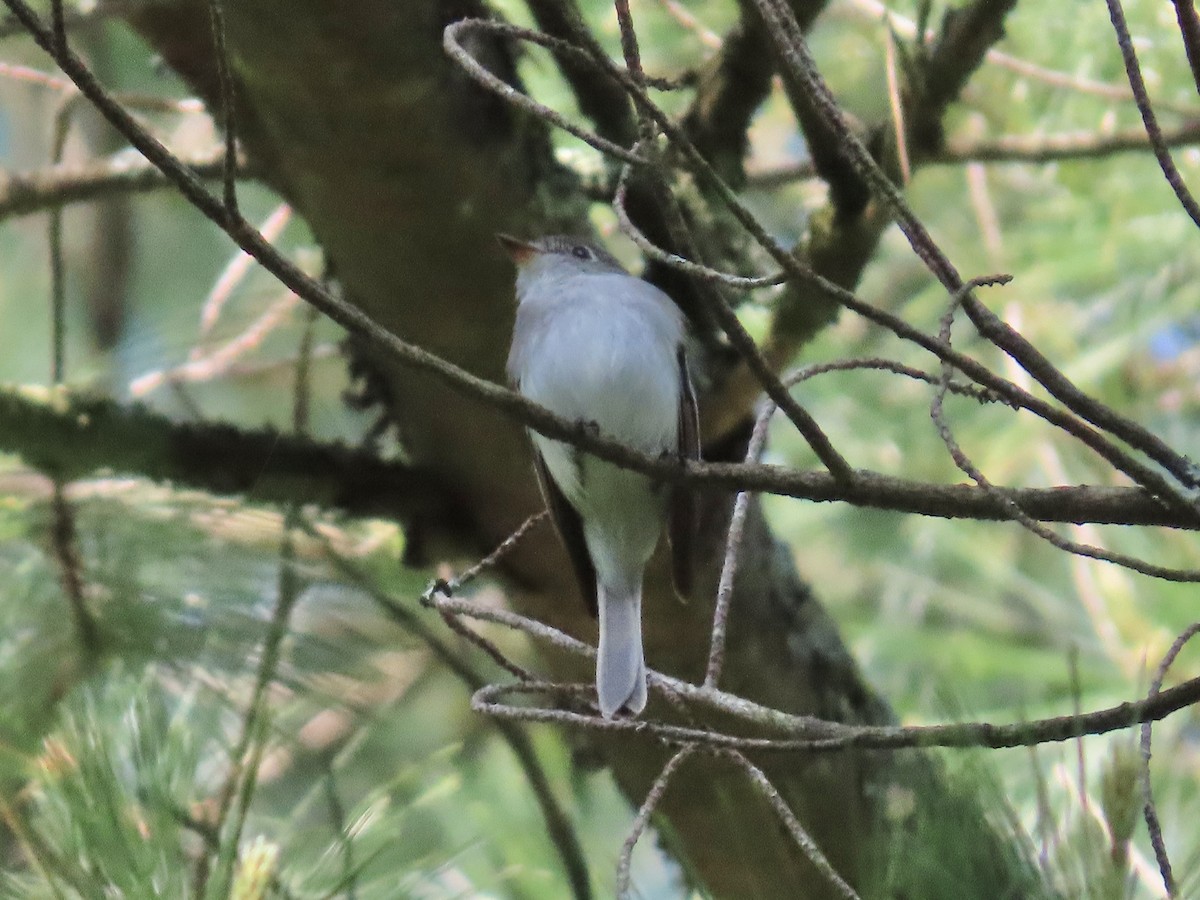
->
[0, 149, 245, 221]
[681, 0, 833, 183]
[683, 12, 775, 187]
[750, 0, 871, 217]
[908, 0, 1020, 153]
[0, 385, 458, 524]
[525, 0, 636, 147]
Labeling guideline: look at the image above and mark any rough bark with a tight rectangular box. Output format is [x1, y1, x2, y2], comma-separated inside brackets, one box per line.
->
[120, 2, 1040, 896]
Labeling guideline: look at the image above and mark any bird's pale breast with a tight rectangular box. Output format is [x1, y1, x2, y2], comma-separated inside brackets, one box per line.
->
[512, 271, 682, 457]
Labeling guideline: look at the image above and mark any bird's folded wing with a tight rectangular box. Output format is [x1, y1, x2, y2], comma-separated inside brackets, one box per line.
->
[670, 348, 700, 600]
[533, 450, 599, 618]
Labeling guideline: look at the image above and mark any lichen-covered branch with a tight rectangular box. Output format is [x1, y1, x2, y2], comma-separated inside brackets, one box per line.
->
[0, 385, 458, 525]
[0, 148, 244, 221]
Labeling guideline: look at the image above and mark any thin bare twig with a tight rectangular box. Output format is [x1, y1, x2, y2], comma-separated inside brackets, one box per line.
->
[432, 595, 605, 663]
[49, 90, 77, 385]
[315, 535, 520, 692]
[615, 745, 696, 898]
[965, 162, 1003, 267]
[727, 751, 860, 899]
[442, 21, 644, 164]
[844, 0, 1199, 117]
[45, 84, 101, 662]
[471, 672, 1200, 753]
[523, 0, 634, 146]
[427, 512, 548, 601]
[788, 357, 1005, 404]
[48, 0, 64, 56]
[439, 595, 1200, 753]
[1139, 622, 1200, 899]
[1170, 0, 1200, 100]
[883, 23, 910, 184]
[612, 187, 787, 289]
[130, 204, 297, 398]
[205, 0, 239, 215]
[0, 60, 205, 112]
[434, 606, 537, 683]
[197, 204, 293, 345]
[131, 291, 300, 398]
[961, 290, 1200, 504]
[0, 148, 242, 222]
[931, 279, 1200, 580]
[420, 512, 549, 683]
[948, 121, 1200, 165]
[1104, 0, 1200, 233]
[703, 396, 771, 689]
[746, 120, 1200, 186]
[0, 1, 126, 41]
[293, 305, 317, 436]
[655, 0, 720, 49]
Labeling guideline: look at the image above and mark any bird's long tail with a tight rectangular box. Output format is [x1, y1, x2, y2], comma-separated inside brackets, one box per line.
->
[596, 579, 647, 718]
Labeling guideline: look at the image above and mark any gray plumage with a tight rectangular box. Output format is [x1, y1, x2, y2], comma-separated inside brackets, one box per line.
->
[502, 234, 698, 718]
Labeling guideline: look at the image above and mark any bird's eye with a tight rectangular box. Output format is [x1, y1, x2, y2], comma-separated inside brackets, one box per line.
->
[571, 245, 592, 261]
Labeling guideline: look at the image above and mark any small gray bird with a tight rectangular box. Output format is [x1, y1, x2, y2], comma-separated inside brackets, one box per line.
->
[500, 234, 699, 718]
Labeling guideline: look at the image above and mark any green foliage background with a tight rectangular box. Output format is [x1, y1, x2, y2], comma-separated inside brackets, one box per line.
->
[1, 0, 1198, 896]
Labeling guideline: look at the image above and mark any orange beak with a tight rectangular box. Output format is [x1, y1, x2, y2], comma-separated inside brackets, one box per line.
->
[497, 233, 538, 267]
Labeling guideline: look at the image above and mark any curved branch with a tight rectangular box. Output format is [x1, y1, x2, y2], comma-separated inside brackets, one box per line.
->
[1105, 0, 1200, 231]
[1172, 0, 1200, 98]
[422, 594, 1200, 752]
[473, 673, 1200, 753]
[1139, 622, 1200, 898]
